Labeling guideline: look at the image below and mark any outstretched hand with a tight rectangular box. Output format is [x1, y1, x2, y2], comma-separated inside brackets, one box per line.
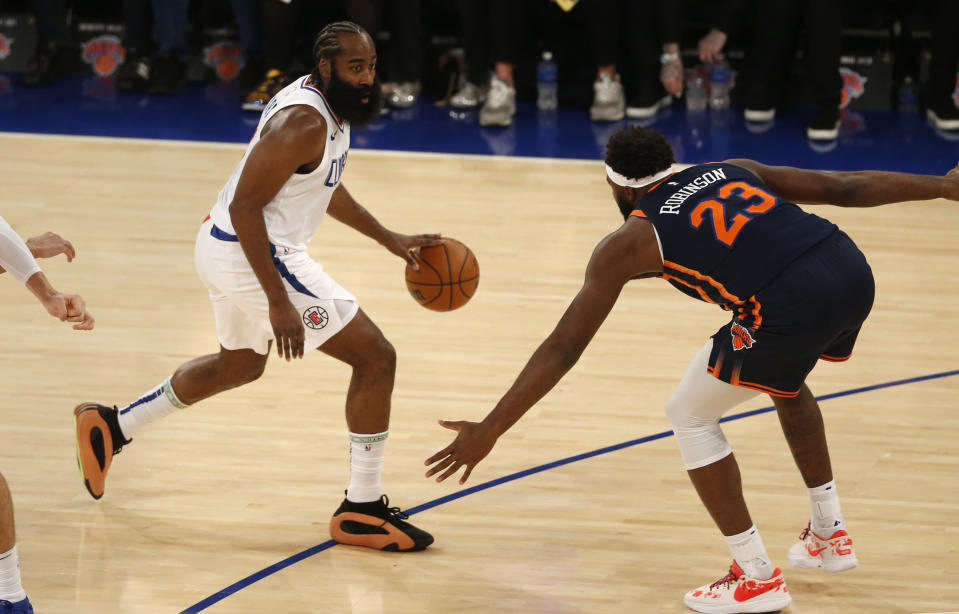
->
[425, 419, 499, 485]
[27, 232, 76, 261]
[386, 232, 444, 271]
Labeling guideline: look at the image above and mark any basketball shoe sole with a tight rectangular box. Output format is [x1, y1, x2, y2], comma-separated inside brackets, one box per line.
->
[74, 402, 126, 499]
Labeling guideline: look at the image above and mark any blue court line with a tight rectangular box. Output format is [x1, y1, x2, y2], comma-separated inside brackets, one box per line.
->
[179, 367, 959, 614]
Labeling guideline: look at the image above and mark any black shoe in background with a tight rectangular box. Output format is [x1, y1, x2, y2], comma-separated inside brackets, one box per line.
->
[23, 42, 71, 87]
[116, 55, 151, 92]
[149, 53, 187, 95]
[926, 98, 959, 130]
[807, 105, 841, 140]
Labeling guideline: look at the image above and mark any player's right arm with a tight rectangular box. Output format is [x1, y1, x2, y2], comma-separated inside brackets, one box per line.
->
[229, 106, 328, 361]
[0, 216, 94, 330]
[425, 218, 663, 485]
[727, 158, 959, 207]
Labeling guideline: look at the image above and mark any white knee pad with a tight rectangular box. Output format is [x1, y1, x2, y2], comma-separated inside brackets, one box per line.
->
[666, 340, 760, 470]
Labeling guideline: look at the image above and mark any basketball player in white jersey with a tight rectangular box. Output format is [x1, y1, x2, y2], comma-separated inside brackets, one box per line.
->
[2, 218, 94, 614]
[74, 22, 437, 551]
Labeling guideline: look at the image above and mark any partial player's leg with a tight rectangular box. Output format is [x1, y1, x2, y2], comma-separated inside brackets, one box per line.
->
[74, 345, 269, 499]
[775, 387, 857, 573]
[0, 473, 34, 613]
[666, 340, 791, 614]
[318, 306, 433, 552]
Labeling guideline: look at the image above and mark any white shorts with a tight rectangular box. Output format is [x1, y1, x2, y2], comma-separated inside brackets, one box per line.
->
[195, 218, 358, 355]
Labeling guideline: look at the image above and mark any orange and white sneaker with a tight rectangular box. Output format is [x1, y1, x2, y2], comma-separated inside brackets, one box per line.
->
[74, 402, 131, 499]
[329, 494, 433, 552]
[787, 522, 858, 572]
[683, 561, 791, 614]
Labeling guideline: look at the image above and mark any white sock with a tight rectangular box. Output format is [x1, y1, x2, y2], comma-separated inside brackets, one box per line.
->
[0, 545, 27, 602]
[724, 525, 775, 580]
[809, 480, 844, 534]
[117, 376, 188, 439]
[346, 431, 387, 503]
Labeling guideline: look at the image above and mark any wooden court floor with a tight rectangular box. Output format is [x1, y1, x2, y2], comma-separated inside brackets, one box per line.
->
[0, 133, 957, 614]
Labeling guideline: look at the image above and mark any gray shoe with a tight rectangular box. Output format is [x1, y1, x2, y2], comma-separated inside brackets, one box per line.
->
[479, 78, 516, 127]
[590, 73, 625, 122]
[389, 81, 421, 108]
[451, 81, 489, 109]
[626, 95, 671, 119]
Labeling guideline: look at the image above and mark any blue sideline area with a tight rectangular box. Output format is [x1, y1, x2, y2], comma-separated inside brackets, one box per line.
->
[1, 72, 958, 174]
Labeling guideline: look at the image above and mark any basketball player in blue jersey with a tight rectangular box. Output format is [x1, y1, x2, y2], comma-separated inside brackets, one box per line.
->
[426, 125, 959, 612]
[74, 22, 437, 552]
[1, 217, 95, 614]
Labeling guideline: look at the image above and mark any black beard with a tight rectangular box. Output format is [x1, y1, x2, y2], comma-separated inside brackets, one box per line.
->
[615, 192, 635, 220]
[324, 68, 382, 129]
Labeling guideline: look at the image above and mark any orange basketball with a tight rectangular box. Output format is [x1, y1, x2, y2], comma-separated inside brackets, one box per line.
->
[405, 238, 479, 311]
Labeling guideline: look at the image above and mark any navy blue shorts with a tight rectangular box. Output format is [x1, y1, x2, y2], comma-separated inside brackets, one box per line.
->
[708, 230, 875, 397]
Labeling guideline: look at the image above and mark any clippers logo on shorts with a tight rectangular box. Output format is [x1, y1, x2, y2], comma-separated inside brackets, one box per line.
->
[203, 41, 243, 81]
[82, 35, 125, 77]
[0, 34, 13, 60]
[303, 306, 329, 330]
[730, 322, 756, 351]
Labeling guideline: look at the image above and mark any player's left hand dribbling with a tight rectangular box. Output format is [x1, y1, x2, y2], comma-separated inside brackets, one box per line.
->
[386, 231, 443, 271]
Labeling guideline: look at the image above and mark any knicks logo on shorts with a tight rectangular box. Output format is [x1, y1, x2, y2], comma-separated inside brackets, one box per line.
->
[730, 322, 756, 351]
[303, 306, 329, 330]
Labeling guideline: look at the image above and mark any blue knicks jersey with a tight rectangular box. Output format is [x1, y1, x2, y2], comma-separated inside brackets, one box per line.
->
[631, 163, 837, 326]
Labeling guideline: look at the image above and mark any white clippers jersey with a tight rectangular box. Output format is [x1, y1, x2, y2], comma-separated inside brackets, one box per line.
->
[209, 75, 350, 252]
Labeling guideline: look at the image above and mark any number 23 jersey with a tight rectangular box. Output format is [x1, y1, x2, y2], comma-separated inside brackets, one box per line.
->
[630, 163, 837, 318]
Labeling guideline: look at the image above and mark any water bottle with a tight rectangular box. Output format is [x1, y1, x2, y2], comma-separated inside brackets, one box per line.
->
[709, 61, 731, 110]
[537, 51, 558, 111]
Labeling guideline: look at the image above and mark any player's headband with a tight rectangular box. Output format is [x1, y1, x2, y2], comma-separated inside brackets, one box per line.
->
[605, 164, 674, 188]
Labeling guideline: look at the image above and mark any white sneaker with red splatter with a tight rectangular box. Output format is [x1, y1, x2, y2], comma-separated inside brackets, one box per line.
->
[683, 561, 791, 614]
[788, 523, 858, 572]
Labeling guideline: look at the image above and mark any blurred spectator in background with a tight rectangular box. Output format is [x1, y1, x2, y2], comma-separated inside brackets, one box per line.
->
[916, 0, 959, 130]
[381, 0, 424, 109]
[449, 0, 490, 110]
[584, 0, 625, 122]
[699, 0, 843, 140]
[242, 0, 377, 113]
[477, 0, 522, 127]
[623, 0, 683, 119]
[22, 0, 71, 86]
[114, 0, 192, 95]
[480, 0, 632, 127]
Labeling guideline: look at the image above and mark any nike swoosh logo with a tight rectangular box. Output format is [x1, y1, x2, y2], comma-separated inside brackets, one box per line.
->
[734, 576, 784, 602]
[807, 545, 827, 556]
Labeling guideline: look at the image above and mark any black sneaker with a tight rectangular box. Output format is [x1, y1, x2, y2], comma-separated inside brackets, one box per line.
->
[329, 494, 434, 551]
[242, 69, 289, 112]
[149, 53, 187, 95]
[116, 54, 151, 92]
[807, 105, 840, 140]
[23, 42, 70, 87]
[74, 403, 131, 499]
[744, 85, 775, 122]
[926, 99, 959, 130]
